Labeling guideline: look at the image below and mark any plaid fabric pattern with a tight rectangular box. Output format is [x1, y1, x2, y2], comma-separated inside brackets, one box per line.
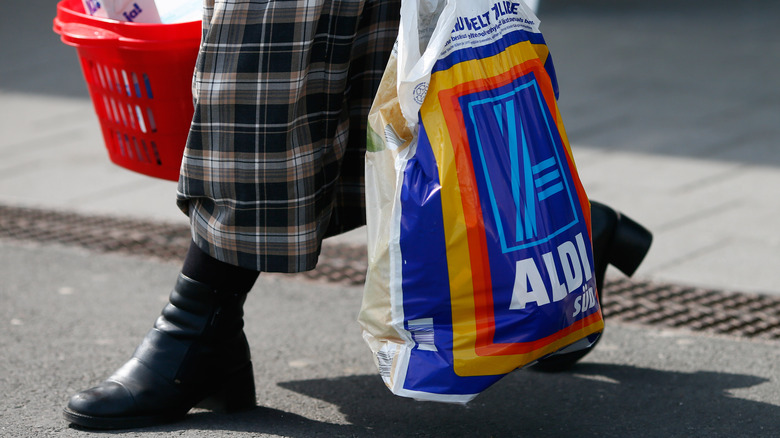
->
[177, 0, 400, 273]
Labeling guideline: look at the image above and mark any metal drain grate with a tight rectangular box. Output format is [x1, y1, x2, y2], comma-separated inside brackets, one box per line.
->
[0, 205, 192, 261]
[1, 204, 779, 341]
[601, 278, 780, 341]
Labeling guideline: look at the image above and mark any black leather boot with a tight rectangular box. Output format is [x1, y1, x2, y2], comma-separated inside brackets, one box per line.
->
[533, 201, 653, 371]
[589, 200, 653, 294]
[63, 274, 256, 429]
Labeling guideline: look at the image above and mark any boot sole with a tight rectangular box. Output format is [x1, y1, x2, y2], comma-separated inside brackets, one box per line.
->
[63, 407, 186, 430]
[605, 210, 653, 278]
[63, 362, 256, 430]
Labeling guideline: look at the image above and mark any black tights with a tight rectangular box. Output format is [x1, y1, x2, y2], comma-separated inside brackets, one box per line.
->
[181, 241, 260, 294]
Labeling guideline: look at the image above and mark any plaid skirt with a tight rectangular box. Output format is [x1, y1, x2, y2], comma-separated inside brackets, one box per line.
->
[177, 0, 400, 273]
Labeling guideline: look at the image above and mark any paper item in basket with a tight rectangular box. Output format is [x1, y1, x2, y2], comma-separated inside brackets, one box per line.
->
[156, 0, 201, 23]
[81, 0, 161, 23]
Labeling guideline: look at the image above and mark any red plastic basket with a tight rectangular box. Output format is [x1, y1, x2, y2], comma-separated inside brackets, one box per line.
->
[53, 0, 201, 181]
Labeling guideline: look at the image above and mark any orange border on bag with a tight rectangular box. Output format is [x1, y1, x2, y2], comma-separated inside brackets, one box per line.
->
[421, 40, 603, 377]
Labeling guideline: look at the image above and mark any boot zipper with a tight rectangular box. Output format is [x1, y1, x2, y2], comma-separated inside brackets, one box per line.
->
[210, 307, 222, 327]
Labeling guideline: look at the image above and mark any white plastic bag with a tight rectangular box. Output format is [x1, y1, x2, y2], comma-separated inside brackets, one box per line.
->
[396, 0, 539, 130]
[360, 0, 601, 403]
[396, 0, 455, 131]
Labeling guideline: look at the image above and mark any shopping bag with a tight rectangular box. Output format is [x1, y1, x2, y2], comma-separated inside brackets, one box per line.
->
[359, 0, 603, 403]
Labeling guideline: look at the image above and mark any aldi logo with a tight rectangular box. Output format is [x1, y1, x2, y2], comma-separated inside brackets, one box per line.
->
[460, 72, 580, 254]
[387, 32, 603, 395]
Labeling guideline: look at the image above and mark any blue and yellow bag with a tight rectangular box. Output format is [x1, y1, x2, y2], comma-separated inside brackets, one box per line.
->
[359, 0, 603, 403]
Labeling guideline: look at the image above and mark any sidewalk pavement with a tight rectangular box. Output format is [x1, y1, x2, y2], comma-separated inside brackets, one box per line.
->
[1, 0, 779, 436]
[3, 0, 780, 295]
[1, 240, 778, 437]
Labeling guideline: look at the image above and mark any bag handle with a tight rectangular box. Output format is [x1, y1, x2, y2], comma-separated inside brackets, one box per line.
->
[396, 0, 456, 130]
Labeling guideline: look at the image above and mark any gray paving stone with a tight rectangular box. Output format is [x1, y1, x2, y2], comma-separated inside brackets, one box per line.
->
[655, 238, 780, 295]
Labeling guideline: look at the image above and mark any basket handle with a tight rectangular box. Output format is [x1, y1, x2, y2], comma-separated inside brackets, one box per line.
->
[53, 20, 120, 47]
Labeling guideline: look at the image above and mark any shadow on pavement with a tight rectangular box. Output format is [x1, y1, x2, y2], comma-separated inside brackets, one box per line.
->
[131, 363, 777, 437]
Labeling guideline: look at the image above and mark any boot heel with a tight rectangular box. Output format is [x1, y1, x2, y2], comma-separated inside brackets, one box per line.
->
[197, 362, 256, 413]
[607, 213, 653, 277]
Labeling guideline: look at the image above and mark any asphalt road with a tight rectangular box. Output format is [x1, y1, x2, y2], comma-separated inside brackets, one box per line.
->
[1, 240, 778, 437]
